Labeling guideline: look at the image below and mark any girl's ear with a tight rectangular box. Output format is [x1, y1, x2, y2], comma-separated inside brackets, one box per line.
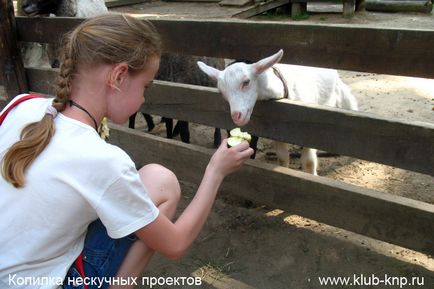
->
[109, 63, 129, 89]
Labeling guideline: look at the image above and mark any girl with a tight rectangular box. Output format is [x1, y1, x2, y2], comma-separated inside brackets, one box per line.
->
[0, 14, 253, 289]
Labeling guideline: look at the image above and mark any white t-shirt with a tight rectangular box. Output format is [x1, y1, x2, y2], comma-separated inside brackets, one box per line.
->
[0, 95, 159, 288]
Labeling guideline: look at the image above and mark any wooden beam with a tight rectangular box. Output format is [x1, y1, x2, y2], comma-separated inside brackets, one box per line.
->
[290, 0, 354, 2]
[169, 0, 221, 1]
[26, 67, 59, 96]
[233, 0, 290, 18]
[16, 17, 82, 44]
[108, 124, 434, 256]
[105, 0, 148, 8]
[0, 0, 28, 100]
[220, 0, 254, 7]
[24, 69, 434, 176]
[365, 0, 433, 13]
[151, 20, 434, 79]
[15, 17, 434, 79]
[289, 0, 356, 18]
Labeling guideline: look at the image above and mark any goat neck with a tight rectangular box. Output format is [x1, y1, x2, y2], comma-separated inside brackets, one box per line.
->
[257, 64, 290, 101]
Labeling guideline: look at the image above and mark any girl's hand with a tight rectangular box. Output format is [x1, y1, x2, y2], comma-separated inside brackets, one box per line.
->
[207, 138, 254, 178]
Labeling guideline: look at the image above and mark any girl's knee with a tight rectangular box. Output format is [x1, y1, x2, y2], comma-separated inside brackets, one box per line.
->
[139, 164, 181, 203]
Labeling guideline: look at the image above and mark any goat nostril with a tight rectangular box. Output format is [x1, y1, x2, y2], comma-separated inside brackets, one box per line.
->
[231, 112, 242, 121]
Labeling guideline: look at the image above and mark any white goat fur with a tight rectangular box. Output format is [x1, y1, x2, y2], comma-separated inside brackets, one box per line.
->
[197, 50, 358, 175]
[60, 0, 108, 17]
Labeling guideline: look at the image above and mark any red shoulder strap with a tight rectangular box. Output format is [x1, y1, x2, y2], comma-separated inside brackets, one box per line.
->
[0, 94, 44, 126]
[74, 253, 89, 289]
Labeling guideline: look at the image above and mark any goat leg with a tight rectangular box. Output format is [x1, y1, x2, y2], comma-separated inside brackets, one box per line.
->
[173, 121, 190, 143]
[162, 117, 174, 139]
[128, 113, 137, 129]
[213, 128, 222, 148]
[249, 135, 259, 159]
[143, 113, 155, 132]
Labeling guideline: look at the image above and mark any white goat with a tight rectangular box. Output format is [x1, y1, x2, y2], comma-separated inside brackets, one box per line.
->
[197, 49, 358, 175]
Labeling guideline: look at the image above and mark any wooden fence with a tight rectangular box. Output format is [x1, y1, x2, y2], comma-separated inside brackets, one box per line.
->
[1, 2, 433, 256]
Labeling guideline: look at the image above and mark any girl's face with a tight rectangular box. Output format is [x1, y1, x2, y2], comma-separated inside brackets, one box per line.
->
[108, 57, 160, 124]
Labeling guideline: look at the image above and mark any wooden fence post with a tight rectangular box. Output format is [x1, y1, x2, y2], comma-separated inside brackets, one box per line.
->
[0, 0, 28, 100]
[343, 0, 356, 17]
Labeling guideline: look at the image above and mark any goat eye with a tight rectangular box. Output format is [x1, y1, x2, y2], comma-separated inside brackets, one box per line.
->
[242, 79, 250, 88]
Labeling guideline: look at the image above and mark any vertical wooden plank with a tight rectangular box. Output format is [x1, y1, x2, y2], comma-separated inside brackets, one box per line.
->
[291, 2, 307, 18]
[16, 0, 24, 16]
[0, 0, 28, 100]
[343, 0, 356, 17]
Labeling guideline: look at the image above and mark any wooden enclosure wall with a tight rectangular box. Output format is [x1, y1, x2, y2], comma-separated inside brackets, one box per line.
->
[1, 15, 433, 255]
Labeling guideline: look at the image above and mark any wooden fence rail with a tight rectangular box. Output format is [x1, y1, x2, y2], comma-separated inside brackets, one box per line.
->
[1, 13, 433, 255]
[16, 16, 434, 78]
[109, 124, 434, 256]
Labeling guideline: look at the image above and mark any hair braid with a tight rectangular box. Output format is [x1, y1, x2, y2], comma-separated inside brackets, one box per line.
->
[1, 118, 55, 188]
[54, 33, 77, 111]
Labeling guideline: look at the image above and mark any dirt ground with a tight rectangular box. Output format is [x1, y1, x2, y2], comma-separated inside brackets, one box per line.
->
[4, 1, 434, 288]
[112, 2, 434, 288]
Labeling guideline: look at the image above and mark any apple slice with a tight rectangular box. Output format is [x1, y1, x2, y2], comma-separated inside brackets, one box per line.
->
[228, 128, 252, 147]
[227, 136, 244, 147]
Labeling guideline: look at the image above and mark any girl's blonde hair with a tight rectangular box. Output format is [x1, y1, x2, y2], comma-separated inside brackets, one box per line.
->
[2, 14, 162, 188]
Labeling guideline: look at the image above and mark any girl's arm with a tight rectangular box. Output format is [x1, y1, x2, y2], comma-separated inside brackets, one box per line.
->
[135, 139, 253, 259]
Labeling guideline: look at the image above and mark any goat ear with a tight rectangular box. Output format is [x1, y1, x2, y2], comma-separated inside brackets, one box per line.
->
[252, 49, 284, 75]
[197, 61, 221, 82]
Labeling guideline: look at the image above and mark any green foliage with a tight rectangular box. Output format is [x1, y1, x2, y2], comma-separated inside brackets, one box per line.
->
[291, 12, 310, 21]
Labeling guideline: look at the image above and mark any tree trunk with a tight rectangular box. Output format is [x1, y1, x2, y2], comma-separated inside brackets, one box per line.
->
[365, 0, 433, 13]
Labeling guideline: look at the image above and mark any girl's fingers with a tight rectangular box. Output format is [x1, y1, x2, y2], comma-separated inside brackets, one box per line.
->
[231, 140, 250, 152]
[220, 138, 228, 147]
[240, 147, 254, 159]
